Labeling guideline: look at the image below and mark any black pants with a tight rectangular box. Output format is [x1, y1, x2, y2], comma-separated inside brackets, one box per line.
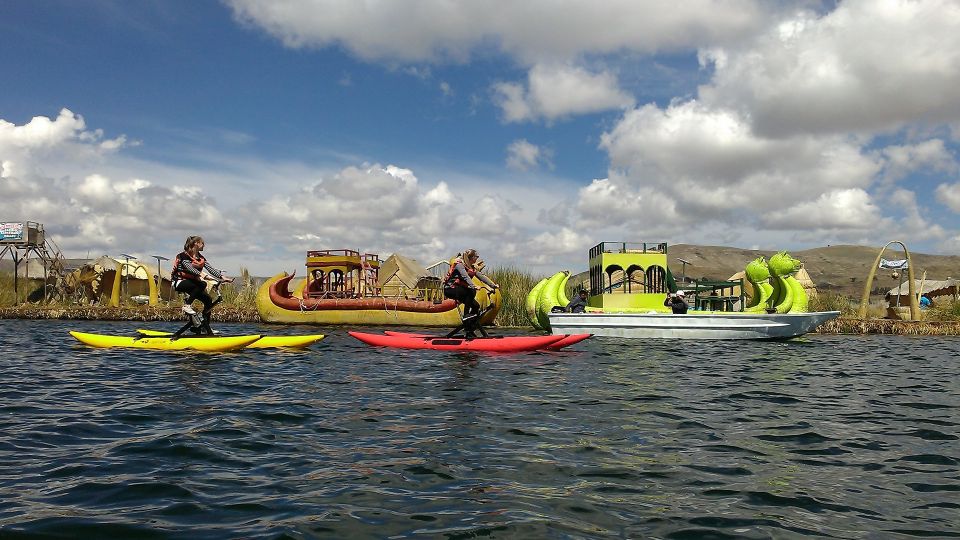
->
[444, 286, 480, 318]
[175, 279, 213, 313]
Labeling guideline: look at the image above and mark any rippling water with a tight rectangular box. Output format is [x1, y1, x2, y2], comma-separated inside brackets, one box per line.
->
[0, 319, 957, 539]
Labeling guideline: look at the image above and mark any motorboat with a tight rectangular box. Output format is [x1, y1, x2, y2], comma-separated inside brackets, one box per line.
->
[548, 310, 840, 340]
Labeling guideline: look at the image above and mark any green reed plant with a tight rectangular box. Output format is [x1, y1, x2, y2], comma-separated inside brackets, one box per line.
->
[487, 266, 542, 327]
[808, 293, 858, 317]
[926, 297, 960, 321]
[0, 273, 16, 307]
[217, 267, 258, 310]
[0, 274, 48, 306]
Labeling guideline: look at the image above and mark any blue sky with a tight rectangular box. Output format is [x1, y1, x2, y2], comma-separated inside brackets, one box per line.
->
[2, 0, 960, 277]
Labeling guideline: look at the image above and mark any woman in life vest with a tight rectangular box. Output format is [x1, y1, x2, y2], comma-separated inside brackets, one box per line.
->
[171, 235, 233, 317]
[443, 249, 499, 321]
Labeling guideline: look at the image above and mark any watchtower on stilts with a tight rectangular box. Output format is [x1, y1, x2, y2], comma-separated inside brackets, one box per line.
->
[0, 221, 64, 304]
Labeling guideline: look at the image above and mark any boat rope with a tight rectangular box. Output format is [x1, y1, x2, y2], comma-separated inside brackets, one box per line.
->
[376, 291, 403, 320]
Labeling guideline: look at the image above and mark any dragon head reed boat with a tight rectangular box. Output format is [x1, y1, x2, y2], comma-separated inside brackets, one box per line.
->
[531, 242, 839, 340]
[256, 249, 501, 326]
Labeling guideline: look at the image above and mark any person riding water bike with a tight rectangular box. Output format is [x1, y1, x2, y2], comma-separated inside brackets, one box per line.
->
[443, 249, 499, 337]
[171, 235, 233, 333]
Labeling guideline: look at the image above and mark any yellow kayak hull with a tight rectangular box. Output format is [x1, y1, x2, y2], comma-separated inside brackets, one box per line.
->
[70, 331, 261, 352]
[135, 329, 325, 349]
[245, 335, 325, 348]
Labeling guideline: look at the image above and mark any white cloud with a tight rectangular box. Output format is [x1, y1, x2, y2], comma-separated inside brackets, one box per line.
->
[0, 109, 128, 178]
[0, 109, 586, 274]
[0, 108, 89, 149]
[881, 139, 957, 184]
[494, 63, 634, 122]
[0, 113, 222, 257]
[491, 82, 532, 123]
[239, 164, 523, 264]
[936, 182, 960, 212]
[760, 188, 881, 230]
[0, 170, 224, 255]
[699, 0, 960, 136]
[226, 0, 771, 64]
[597, 100, 882, 221]
[506, 139, 552, 171]
[501, 227, 592, 264]
[220, 0, 960, 256]
[887, 188, 946, 240]
[575, 178, 680, 227]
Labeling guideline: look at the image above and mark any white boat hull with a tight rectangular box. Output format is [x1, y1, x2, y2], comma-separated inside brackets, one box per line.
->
[548, 311, 841, 340]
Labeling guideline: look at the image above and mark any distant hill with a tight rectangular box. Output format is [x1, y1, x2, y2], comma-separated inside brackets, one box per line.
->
[564, 244, 960, 299]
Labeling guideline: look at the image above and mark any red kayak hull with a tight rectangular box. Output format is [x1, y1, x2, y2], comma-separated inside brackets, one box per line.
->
[382, 330, 591, 350]
[349, 331, 566, 352]
[546, 333, 592, 349]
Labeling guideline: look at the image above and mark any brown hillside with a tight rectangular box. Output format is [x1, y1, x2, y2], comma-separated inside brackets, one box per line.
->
[566, 244, 960, 300]
[669, 244, 960, 299]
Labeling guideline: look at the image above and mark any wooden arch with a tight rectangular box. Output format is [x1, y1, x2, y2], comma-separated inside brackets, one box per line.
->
[858, 240, 918, 320]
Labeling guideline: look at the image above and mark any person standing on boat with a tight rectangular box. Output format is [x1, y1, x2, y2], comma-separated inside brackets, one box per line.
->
[664, 291, 688, 314]
[171, 235, 233, 320]
[566, 289, 589, 313]
[443, 249, 499, 322]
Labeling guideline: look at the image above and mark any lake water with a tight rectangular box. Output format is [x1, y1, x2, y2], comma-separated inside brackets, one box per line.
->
[0, 319, 957, 539]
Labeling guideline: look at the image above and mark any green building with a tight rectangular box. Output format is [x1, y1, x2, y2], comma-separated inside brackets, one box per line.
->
[587, 242, 673, 311]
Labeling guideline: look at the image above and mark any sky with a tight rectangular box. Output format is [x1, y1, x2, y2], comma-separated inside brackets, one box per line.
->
[2, 0, 960, 277]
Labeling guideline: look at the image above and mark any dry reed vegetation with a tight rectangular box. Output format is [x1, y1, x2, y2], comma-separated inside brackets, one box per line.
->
[0, 268, 262, 321]
[927, 297, 960, 321]
[816, 317, 960, 335]
[4, 267, 960, 334]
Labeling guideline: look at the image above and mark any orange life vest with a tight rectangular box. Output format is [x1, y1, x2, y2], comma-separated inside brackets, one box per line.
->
[171, 251, 206, 282]
[444, 259, 476, 288]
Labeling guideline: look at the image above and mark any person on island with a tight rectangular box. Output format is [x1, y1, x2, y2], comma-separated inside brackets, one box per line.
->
[920, 295, 932, 309]
[566, 289, 589, 313]
[171, 235, 233, 326]
[664, 290, 689, 314]
[443, 249, 499, 335]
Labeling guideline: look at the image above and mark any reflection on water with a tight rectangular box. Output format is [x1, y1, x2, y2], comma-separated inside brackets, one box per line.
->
[0, 320, 957, 538]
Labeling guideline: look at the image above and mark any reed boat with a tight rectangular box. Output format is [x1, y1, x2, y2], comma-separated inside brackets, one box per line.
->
[256, 249, 501, 326]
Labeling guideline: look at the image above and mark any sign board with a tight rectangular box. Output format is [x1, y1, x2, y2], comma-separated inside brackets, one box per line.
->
[0, 221, 44, 245]
[0, 222, 25, 243]
[879, 258, 909, 270]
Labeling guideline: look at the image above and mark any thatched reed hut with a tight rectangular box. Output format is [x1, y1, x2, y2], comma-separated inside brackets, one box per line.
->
[885, 278, 957, 319]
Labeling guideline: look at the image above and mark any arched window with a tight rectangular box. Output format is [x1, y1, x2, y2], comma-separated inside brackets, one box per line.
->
[625, 265, 645, 293]
[605, 265, 624, 293]
[329, 269, 345, 291]
[645, 265, 667, 293]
